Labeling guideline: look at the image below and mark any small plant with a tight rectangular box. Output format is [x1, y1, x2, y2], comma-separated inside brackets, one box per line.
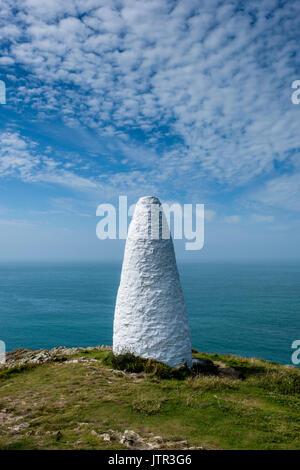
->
[103, 352, 191, 379]
[132, 399, 163, 415]
[103, 352, 146, 373]
[144, 359, 173, 378]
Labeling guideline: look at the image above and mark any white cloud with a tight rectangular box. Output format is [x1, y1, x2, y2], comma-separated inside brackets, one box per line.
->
[194, 207, 215, 222]
[0, 56, 14, 65]
[251, 214, 275, 223]
[0, 131, 98, 191]
[0, 0, 299, 190]
[204, 209, 216, 222]
[224, 215, 240, 224]
[49, 197, 93, 217]
[247, 173, 300, 212]
[0, 218, 35, 228]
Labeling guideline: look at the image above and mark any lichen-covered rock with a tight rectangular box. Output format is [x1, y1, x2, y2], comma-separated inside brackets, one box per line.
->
[113, 196, 192, 368]
[1, 345, 112, 369]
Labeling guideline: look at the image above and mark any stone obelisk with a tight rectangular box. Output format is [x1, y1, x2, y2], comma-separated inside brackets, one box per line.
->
[113, 196, 192, 368]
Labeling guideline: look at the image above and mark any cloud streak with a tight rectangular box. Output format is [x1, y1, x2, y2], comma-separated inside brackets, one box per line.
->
[0, 131, 99, 191]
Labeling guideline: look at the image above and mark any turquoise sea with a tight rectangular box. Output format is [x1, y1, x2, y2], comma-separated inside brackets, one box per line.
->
[0, 262, 299, 365]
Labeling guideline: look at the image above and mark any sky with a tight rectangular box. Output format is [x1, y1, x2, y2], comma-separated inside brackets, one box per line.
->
[0, 0, 300, 262]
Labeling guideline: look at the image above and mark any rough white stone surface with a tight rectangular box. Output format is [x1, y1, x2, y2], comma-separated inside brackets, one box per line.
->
[113, 196, 192, 368]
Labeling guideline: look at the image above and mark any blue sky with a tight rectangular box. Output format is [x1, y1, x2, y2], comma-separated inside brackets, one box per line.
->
[0, 0, 300, 261]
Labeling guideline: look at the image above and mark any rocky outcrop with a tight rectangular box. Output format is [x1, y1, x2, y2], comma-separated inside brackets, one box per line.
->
[1, 346, 244, 382]
[89, 428, 204, 450]
[1, 345, 112, 369]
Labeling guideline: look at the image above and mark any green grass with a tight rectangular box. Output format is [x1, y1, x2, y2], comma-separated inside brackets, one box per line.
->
[0, 363, 38, 380]
[0, 349, 299, 450]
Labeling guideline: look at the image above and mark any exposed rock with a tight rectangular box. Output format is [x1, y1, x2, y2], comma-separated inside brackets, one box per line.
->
[120, 429, 141, 447]
[175, 440, 188, 446]
[0, 345, 112, 370]
[100, 433, 111, 442]
[192, 358, 219, 375]
[50, 346, 83, 356]
[12, 422, 29, 433]
[149, 435, 164, 444]
[3, 348, 53, 368]
[30, 350, 52, 364]
[215, 361, 244, 379]
[5, 348, 30, 362]
[97, 428, 204, 450]
[0, 410, 23, 426]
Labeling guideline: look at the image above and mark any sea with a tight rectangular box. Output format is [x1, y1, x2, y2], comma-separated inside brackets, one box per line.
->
[0, 261, 299, 365]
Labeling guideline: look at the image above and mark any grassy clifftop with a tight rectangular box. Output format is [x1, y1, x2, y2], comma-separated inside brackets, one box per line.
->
[0, 347, 299, 450]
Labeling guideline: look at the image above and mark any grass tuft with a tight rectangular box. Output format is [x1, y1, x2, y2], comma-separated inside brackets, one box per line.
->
[102, 352, 191, 379]
[132, 399, 163, 415]
[0, 364, 38, 380]
[186, 375, 239, 392]
[248, 369, 300, 396]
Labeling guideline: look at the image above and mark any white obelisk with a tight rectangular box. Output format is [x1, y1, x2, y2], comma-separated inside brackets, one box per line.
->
[113, 196, 192, 368]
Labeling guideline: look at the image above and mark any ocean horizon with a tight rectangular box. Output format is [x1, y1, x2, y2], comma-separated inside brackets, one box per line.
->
[0, 260, 299, 366]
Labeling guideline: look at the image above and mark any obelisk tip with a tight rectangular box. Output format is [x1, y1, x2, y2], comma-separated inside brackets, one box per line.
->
[137, 196, 161, 206]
